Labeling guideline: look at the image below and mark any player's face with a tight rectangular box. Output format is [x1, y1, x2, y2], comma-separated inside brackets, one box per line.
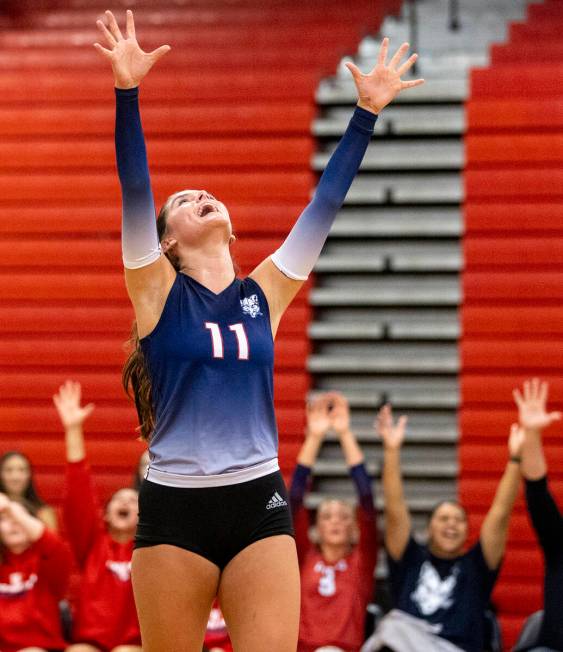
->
[0, 513, 30, 552]
[0, 455, 31, 497]
[165, 189, 232, 247]
[428, 502, 468, 557]
[105, 488, 139, 535]
[316, 500, 356, 547]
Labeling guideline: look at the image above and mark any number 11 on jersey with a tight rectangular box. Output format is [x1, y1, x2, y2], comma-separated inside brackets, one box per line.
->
[205, 322, 249, 360]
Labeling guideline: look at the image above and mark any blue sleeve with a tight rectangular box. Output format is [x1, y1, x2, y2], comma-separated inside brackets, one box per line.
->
[350, 462, 375, 513]
[115, 87, 161, 269]
[289, 463, 311, 512]
[270, 106, 377, 280]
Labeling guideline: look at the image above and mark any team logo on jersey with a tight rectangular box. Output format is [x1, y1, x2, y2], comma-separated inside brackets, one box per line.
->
[266, 491, 287, 509]
[106, 560, 132, 582]
[411, 561, 459, 616]
[240, 294, 262, 318]
[0, 572, 38, 597]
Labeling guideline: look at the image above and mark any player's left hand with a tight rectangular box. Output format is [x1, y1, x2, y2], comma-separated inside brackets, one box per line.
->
[345, 37, 424, 114]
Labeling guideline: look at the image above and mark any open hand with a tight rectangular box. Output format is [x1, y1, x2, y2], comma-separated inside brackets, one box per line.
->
[327, 392, 351, 436]
[375, 403, 408, 450]
[94, 10, 171, 89]
[513, 378, 561, 433]
[346, 38, 424, 114]
[508, 423, 525, 458]
[53, 380, 95, 430]
[306, 394, 332, 440]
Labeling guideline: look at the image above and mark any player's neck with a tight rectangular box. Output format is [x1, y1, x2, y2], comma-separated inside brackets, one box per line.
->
[179, 246, 236, 294]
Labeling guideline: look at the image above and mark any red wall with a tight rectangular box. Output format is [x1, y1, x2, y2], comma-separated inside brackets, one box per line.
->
[462, 1, 563, 646]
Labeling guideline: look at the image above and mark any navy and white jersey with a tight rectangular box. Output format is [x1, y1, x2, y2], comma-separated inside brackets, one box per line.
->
[140, 273, 278, 482]
[388, 537, 499, 652]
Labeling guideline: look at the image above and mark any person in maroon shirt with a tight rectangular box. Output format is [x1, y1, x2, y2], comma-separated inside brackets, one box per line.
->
[290, 392, 378, 652]
[53, 380, 142, 652]
[0, 492, 71, 652]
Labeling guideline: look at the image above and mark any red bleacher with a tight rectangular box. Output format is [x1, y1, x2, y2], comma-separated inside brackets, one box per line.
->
[462, 0, 563, 646]
[0, 1, 401, 495]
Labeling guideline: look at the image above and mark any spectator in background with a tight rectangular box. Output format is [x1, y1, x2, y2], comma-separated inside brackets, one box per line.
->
[0, 451, 58, 530]
[0, 491, 71, 652]
[514, 379, 563, 651]
[52, 380, 141, 652]
[363, 404, 523, 652]
[290, 392, 378, 652]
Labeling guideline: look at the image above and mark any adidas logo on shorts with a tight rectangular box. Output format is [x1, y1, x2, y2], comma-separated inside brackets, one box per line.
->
[266, 491, 288, 510]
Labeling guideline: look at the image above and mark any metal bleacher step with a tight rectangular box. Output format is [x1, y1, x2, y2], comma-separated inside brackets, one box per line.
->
[311, 379, 459, 410]
[345, 173, 462, 204]
[308, 343, 459, 374]
[330, 207, 462, 238]
[312, 457, 458, 479]
[310, 278, 461, 306]
[313, 106, 466, 138]
[314, 140, 464, 171]
[309, 318, 459, 341]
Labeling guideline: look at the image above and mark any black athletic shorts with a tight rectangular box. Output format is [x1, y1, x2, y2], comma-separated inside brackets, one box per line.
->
[135, 470, 294, 569]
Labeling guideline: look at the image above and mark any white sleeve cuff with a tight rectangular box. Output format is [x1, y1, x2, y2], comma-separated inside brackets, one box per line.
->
[123, 246, 162, 270]
[270, 251, 309, 281]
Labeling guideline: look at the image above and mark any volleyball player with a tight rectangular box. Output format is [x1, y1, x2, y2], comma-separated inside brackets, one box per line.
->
[94, 9, 423, 651]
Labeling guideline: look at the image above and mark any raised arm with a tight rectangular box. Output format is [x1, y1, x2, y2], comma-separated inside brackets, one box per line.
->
[513, 379, 563, 552]
[94, 10, 174, 337]
[479, 424, 523, 570]
[376, 404, 410, 561]
[53, 381, 100, 565]
[249, 39, 424, 335]
[290, 395, 332, 561]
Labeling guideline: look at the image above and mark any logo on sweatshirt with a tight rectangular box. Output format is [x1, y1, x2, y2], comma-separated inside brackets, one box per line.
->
[0, 572, 38, 597]
[106, 560, 132, 582]
[240, 294, 262, 318]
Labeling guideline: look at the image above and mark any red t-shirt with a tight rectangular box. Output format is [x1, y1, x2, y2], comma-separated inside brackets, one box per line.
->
[64, 460, 141, 649]
[295, 502, 377, 652]
[0, 529, 71, 652]
[205, 599, 233, 652]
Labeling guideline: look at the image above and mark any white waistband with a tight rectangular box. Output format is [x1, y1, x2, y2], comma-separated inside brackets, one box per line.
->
[145, 458, 280, 488]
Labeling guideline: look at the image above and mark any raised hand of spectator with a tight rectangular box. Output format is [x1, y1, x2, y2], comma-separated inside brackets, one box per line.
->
[513, 378, 561, 434]
[508, 423, 525, 459]
[306, 394, 333, 441]
[53, 380, 95, 431]
[328, 392, 351, 437]
[375, 404, 408, 450]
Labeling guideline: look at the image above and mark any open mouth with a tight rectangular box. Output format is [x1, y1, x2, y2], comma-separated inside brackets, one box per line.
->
[199, 203, 217, 217]
[117, 509, 130, 518]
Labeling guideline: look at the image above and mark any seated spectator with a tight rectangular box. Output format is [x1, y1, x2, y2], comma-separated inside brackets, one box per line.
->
[0, 451, 58, 530]
[363, 404, 523, 652]
[514, 378, 563, 651]
[290, 392, 377, 652]
[0, 491, 71, 652]
[52, 380, 141, 652]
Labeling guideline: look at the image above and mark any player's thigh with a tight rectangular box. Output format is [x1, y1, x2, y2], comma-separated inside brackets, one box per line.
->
[64, 646, 100, 652]
[218, 535, 300, 652]
[132, 544, 220, 652]
[111, 647, 143, 652]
